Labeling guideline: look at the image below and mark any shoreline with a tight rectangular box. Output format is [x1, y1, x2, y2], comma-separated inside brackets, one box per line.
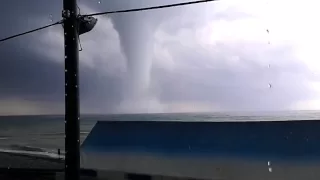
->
[0, 151, 64, 169]
[0, 151, 64, 162]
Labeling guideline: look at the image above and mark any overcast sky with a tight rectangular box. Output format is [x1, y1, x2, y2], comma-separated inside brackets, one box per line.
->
[0, 0, 320, 115]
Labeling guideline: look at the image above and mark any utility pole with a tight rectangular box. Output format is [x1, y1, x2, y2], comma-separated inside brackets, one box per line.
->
[62, 0, 80, 179]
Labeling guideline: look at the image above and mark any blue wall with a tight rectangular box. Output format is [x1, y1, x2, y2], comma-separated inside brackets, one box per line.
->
[81, 120, 320, 161]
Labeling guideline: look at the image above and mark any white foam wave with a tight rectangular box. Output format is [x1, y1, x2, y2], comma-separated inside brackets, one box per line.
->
[0, 148, 65, 159]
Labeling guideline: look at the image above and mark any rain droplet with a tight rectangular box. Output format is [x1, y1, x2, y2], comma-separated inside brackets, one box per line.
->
[268, 64, 271, 68]
[98, 0, 101, 4]
[49, 14, 53, 22]
[266, 29, 269, 33]
[267, 161, 271, 166]
[268, 83, 272, 89]
[268, 167, 272, 172]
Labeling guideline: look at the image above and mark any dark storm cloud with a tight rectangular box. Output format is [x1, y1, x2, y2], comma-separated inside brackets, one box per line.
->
[0, 1, 62, 107]
[0, 1, 61, 38]
[0, 0, 125, 114]
[0, 39, 64, 102]
[0, 34, 123, 113]
[1, 0, 319, 114]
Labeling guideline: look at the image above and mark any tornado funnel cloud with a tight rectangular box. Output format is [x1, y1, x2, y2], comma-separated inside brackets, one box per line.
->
[106, 0, 182, 112]
[110, 11, 157, 111]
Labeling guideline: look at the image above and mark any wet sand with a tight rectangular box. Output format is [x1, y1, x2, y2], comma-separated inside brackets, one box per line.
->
[0, 152, 64, 179]
[0, 152, 64, 169]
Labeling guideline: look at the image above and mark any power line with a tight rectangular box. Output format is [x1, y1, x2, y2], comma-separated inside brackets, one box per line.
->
[0, 0, 219, 43]
[83, 0, 218, 17]
[0, 20, 62, 43]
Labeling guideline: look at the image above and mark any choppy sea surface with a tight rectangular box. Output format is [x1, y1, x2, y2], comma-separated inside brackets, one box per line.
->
[0, 111, 319, 159]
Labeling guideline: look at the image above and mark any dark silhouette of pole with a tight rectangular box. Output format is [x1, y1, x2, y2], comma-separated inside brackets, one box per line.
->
[63, 0, 80, 179]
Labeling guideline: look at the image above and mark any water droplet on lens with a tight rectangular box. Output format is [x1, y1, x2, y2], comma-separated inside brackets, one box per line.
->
[49, 14, 53, 22]
[98, 0, 101, 4]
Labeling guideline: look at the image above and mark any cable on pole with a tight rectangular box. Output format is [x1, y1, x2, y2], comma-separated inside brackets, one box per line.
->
[82, 0, 218, 17]
[0, 20, 63, 43]
[0, 0, 219, 43]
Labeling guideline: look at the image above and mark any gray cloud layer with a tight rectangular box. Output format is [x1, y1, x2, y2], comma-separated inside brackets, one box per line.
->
[0, 0, 319, 115]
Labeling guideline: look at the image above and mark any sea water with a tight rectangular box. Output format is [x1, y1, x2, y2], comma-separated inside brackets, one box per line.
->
[0, 111, 319, 159]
